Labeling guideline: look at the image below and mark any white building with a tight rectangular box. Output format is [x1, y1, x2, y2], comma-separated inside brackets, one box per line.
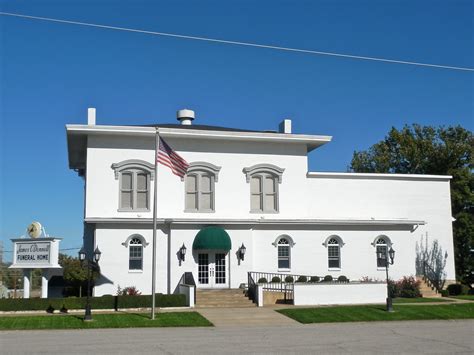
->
[66, 109, 455, 298]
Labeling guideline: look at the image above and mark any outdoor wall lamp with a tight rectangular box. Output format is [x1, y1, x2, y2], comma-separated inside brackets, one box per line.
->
[179, 243, 187, 262]
[78, 246, 101, 321]
[238, 243, 246, 261]
[377, 246, 395, 312]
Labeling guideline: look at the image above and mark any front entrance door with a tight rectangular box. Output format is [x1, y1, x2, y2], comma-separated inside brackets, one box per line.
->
[197, 251, 228, 288]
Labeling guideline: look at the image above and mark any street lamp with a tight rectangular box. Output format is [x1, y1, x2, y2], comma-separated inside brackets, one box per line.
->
[378, 246, 395, 312]
[79, 246, 101, 321]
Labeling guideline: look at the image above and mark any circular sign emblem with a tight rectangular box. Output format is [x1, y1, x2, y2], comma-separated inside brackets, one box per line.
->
[27, 222, 42, 239]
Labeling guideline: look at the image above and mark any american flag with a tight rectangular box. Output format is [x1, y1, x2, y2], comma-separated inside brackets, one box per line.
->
[157, 137, 189, 178]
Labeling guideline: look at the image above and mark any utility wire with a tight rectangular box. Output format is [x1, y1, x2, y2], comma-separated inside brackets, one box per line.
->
[1, 11, 473, 72]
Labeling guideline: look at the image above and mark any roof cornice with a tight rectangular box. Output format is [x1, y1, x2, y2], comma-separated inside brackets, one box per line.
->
[307, 172, 452, 181]
[66, 124, 332, 149]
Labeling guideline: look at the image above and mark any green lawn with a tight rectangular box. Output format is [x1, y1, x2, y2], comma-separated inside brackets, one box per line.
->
[450, 295, 474, 301]
[0, 312, 212, 330]
[393, 297, 450, 303]
[278, 303, 474, 324]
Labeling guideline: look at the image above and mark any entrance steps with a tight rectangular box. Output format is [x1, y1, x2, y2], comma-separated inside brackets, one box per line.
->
[417, 276, 442, 298]
[196, 289, 256, 308]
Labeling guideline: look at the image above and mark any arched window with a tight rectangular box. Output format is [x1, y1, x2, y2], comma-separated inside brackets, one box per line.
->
[129, 238, 143, 270]
[111, 160, 155, 212]
[327, 238, 341, 269]
[375, 237, 389, 268]
[243, 164, 284, 213]
[184, 162, 221, 212]
[277, 238, 291, 270]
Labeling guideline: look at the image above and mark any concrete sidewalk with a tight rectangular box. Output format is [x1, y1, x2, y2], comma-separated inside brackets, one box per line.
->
[197, 306, 300, 327]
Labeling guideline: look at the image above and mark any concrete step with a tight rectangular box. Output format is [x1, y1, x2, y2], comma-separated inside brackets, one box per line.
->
[196, 288, 255, 307]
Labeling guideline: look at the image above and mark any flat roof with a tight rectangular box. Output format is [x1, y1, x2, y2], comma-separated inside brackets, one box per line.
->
[66, 124, 332, 170]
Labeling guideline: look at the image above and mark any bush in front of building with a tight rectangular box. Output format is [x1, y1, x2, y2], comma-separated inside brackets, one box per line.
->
[389, 276, 422, 298]
[0, 293, 186, 312]
[284, 276, 294, 283]
[446, 283, 470, 296]
[271, 276, 281, 283]
[309, 276, 320, 283]
[323, 275, 333, 282]
[257, 277, 268, 283]
[296, 276, 307, 283]
[337, 275, 349, 283]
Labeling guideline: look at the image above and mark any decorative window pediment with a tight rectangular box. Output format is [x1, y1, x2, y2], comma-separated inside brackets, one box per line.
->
[180, 162, 221, 182]
[371, 235, 392, 247]
[111, 159, 155, 180]
[243, 163, 285, 183]
[272, 234, 295, 247]
[121, 234, 149, 248]
[323, 235, 345, 248]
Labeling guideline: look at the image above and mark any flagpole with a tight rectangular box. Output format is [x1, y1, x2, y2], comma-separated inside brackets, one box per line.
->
[151, 127, 159, 320]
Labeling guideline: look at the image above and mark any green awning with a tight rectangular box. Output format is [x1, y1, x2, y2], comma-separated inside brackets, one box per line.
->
[192, 226, 232, 251]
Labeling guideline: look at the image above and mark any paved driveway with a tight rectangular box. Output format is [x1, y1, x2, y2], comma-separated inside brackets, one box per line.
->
[1, 319, 473, 354]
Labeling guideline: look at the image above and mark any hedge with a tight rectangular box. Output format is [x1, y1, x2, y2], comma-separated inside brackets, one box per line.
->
[0, 294, 186, 312]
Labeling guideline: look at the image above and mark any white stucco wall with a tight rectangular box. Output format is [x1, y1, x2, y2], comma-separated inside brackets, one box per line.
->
[80, 129, 456, 295]
[293, 282, 387, 306]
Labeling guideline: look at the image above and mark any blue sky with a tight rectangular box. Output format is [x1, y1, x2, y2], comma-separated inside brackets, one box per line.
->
[1, 0, 473, 260]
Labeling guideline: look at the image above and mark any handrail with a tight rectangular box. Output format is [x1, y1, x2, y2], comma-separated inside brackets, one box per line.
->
[421, 261, 444, 292]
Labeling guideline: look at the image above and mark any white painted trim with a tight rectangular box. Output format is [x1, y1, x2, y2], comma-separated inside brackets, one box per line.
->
[86, 217, 425, 226]
[307, 171, 452, 181]
[66, 124, 332, 146]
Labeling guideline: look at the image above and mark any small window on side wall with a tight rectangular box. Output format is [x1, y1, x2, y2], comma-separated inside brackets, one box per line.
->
[376, 237, 388, 268]
[278, 238, 290, 269]
[129, 238, 143, 270]
[327, 238, 341, 268]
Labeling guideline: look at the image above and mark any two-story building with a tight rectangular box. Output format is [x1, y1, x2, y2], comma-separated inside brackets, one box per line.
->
[66, 109, 456, 297]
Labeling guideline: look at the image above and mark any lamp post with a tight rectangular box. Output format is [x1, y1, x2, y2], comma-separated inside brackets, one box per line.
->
[79, 246, 101, 321]
[378, 246, 395, 312]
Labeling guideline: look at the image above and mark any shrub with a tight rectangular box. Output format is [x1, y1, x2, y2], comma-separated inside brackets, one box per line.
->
[271, 276, 281, 283]
[117, 286, 141, 296]
[257, 277, 268, 283]
[285, 276, 294, 283]
[323, 275, 333, 282]
[397, 276, 421, 298]
[440, 289, 449, 297]
[447, 284, 470, 296]
[296, 276, 307, 283]
[309, 276, 320, 283]
[337, 275, 349, 283]
[0, 293, 186, 312]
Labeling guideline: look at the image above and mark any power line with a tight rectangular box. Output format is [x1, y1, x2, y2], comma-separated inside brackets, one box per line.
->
[1, 11, 473, 72]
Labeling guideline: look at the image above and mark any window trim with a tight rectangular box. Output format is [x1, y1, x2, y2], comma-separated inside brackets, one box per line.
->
[243, 164, 284, 214]
[183, 162, 221, 213]
[112, 160, 154, 212]
[123, 235, 147, 272]
[273, 235, 294, 271]
[373, 235, 392, 269]
[128, 238, 143, 271]
[277, 238, 291, 271]
[117, 169, 151, 212]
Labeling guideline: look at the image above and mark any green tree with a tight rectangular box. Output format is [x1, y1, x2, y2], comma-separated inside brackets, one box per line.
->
[350, 124, 473, 284]
[59, 254, 99, 297]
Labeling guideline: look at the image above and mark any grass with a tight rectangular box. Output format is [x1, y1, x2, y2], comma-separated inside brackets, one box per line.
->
[393, 297, 450, 303]
[449, 295, 474, 301]
[0, 312, 212, 330]
[277, 303, 474, 324]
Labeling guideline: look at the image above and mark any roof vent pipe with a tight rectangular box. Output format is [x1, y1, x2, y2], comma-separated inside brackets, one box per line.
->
[88, 108, 96, 125]
[279, 119, 292, 134]
[177, 109, 195, 125]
